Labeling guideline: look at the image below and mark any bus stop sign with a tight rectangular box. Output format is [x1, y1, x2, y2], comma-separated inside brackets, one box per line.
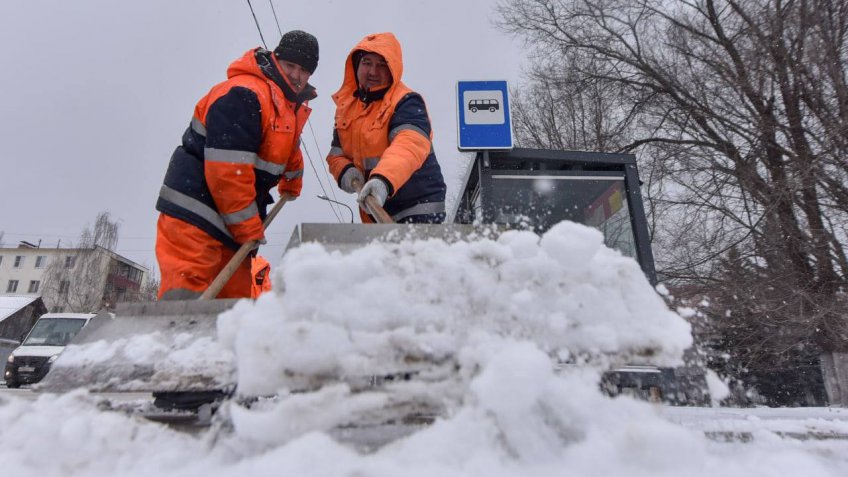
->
[456, 80, 513, 150]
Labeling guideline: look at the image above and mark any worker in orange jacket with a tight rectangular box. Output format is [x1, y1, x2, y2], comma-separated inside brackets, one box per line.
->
[155, 30, 319, 299]
[326, 32, 446, 223]
[251, 255, 273, 298]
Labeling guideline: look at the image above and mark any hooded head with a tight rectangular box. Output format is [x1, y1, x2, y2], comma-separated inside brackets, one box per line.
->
[333, 32, 404, 103]
[353, 50, 392, 91]
[274, 30, 319, 74]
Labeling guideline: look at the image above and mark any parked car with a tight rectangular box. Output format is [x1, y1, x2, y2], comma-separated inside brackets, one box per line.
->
[4, 312, 97, 388]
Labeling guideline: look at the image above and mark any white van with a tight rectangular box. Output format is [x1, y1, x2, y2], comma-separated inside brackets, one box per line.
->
[4, 312, 96, 388]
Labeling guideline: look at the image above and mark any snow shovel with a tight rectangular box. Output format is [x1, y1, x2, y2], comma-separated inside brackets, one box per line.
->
[200, 192, 293, 299]
[39, 188, 394, 395]
[352, 177, 394, 224]
[38, 194, 293, 395]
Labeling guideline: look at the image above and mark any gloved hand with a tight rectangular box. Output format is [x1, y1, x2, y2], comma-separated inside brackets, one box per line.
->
[339, 167, 364, 194]
[357, 178, 389, 209]
[249, 237, 266, 257]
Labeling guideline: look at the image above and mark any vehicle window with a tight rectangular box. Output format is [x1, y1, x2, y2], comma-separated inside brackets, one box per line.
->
[489, 174, 637, 258]
[23, 318, 88, 346]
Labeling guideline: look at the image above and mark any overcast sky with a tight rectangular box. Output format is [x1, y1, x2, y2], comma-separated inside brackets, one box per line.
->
[0, 0, 525, 274]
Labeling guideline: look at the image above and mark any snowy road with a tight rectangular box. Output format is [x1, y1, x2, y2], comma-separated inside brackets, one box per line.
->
[4, 381, 847, 441]
[0, 386, 38, 401]
[0, 384, 153, 405]
[660, 405, 848, 440]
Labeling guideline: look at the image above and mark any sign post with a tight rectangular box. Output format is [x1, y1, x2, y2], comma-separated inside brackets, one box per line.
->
[456, 80, 513, 150]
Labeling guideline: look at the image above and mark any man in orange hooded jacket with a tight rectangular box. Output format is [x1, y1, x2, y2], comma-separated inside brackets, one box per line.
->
[155, 30, 319, 300]
[251, 255, 273, 298]
[326, 32, 446, 223]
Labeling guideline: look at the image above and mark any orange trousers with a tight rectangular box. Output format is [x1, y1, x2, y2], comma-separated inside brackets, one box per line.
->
[155, 214, 253, 299]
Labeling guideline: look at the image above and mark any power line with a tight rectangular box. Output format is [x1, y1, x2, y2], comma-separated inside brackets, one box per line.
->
[2, 232, 157, 240]
[268, 0, 283, 37]
[2, 232, 80, 238]
[307, 119, 343, 208]
[300, 143, 343, 222]
[256, 1, 344, 223]
[245, 0, 267, 48]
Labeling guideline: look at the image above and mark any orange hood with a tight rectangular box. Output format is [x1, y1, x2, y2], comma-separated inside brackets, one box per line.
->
[226, 48, 265, 80]
[332, 32, 405, 105]
[226, 48, 317, 103]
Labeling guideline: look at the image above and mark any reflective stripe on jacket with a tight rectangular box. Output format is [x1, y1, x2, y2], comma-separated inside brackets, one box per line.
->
[157, 48, 313, 249]
[326, 32, 445, 223]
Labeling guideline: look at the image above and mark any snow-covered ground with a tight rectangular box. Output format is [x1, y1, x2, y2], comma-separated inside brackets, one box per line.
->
[2, 221, 848, 476]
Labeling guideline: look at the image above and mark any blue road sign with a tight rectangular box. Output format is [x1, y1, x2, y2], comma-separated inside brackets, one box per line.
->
[456, 80, 513, 150]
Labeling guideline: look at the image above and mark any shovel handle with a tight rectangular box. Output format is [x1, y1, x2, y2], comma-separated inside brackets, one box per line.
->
[352, 177, 394, 224]
[199, 193, 291, 300]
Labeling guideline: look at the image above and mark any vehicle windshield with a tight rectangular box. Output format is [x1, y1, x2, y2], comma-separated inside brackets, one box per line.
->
[489, 174, 638, 259]
[22, 318, 88, 346]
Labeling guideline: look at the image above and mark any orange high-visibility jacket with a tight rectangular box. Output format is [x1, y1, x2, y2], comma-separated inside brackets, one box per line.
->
[326, 33, 445, 222]
[251, 255, 273, 297]
[157, 48, 315, 249]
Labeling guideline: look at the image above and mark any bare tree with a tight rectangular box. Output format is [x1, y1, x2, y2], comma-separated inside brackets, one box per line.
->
[42, 212, 120, 313]
[499, 0, 848, 404]
[138, 273, 160, 302]
[510, 48, 645, 153]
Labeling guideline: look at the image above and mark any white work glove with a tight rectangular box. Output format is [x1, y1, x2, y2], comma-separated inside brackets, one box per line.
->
[358, 178, 389, 209]
[339, 167, 365, 194]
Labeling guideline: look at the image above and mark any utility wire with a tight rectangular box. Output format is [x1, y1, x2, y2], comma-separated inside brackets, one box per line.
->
[258, 1, 345, 223]
[268, 0, 284, 37]
[246, 0, 267, 48]
[301, 144, 343, 222]
[307, 119, 344, 207]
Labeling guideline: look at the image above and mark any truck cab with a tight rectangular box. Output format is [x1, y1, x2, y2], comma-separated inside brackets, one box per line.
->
[453, 148, 657, 283]
[4, 312, 96, 388]
[453, 148, 708, 404]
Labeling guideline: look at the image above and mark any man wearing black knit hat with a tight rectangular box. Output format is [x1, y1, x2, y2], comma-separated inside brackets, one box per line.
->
[154, 30, 319, 300]
[275, 30, 319, 76]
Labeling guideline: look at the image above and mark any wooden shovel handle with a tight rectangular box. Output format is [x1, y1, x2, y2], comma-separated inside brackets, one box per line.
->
[199, 193, 291, 300]
[352, 177, 394, 224]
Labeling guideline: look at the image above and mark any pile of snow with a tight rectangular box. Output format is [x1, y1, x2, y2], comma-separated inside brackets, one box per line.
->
[222, 222, 691, 396]
[2, 221, 847, 476]
[55, 330, 235, 391]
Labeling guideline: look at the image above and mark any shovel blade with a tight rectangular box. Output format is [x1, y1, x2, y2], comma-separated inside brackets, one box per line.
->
[38, 299, 241, 393]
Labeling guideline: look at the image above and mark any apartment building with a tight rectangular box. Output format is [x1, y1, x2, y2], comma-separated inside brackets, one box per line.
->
[0, 242, 150, 312]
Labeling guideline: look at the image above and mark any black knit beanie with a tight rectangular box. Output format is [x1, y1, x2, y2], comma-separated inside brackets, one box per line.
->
[274, 30, 319, 74]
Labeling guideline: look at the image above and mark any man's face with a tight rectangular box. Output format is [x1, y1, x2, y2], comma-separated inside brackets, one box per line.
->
[356, 53, 391, 91]
[279, 60, 312, 94]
